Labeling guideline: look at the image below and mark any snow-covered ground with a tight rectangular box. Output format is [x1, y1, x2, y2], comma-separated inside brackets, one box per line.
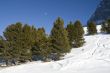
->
[0, 25, 110, 73]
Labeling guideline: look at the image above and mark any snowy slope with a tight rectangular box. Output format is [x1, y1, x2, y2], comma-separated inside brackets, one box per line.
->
[0, 25, 110, 73]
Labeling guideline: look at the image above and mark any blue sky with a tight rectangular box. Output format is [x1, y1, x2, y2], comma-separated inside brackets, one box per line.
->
[0, 0, 100, 35]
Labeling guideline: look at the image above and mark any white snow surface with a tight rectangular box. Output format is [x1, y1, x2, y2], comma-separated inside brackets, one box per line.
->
[0, 25, 110, 73]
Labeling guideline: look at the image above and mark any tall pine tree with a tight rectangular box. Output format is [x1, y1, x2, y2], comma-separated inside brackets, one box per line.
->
[20, 24, 33, 61]
[4, 23, 23, 62]
[50, 17, 70, 59]
[0, 36, 12, 65]
[4, 23, 34, 63]
[66, 21, 74, 47]
[73, 20, 85, 48]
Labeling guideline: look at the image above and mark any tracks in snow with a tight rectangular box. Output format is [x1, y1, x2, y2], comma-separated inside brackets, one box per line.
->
[51, 35, 110, 71]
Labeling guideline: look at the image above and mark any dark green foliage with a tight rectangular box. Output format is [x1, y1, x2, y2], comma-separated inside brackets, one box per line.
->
[101, 22, 106, 33]
[32, 28, 51, 61]
[3, 23, 34, 62]
[72, 20, 85, 48]
[0, 17, 87, 64]
[101, 19, 110, 34]
[0, 36, 5, 56]
[66, 21, 74, 47]
[37, 28, 51, 60]
[0, 36, 4, 54]
[50, 17, 70, 58]
[4, 23, 23, 62]
[20, 24, 33, 61]
[3, 22, 51, 62]
[0, 36, 12, 65]
[87, 22, 97, 35]
[106, 19, 110, 33]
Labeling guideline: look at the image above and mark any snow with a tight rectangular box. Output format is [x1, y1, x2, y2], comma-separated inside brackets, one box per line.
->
[0, 25, 110, 73]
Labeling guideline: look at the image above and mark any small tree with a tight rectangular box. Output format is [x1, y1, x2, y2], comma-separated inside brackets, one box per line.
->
[73, 20, 85, 48]
[101, 19, 110, 34]
[101, 22, 106, 33]
[106, 19, 110, 33]
[87, 22, 97, 35]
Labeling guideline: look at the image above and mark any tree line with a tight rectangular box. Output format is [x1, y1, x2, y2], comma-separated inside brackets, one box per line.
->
[87, 19, 110, 34]
[0, 17, 109, 66]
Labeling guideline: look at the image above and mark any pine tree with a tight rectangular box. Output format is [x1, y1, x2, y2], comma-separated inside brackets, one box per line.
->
[0, 36, 12, 65]
[101, 19, 110, 34]
[73, 20, 85, 48]
[66, 21, 74, 47]
[0, 36, 5, 58]
[0, 37, 3, 56]
[106, 19, 110, 33]
[31, 27, 51, 61]
[4, 23, 34, 63]
[4, 23, 23, 62]
[50, 17, 70, 60]
[87, 22, 97, 35]
[20, 24, 33, 62]
[37, 28, 51, 61]
[101, 22, 106, 33]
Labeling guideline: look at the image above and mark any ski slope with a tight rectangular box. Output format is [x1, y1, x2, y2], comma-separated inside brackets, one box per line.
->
[0, 25, 110, 73]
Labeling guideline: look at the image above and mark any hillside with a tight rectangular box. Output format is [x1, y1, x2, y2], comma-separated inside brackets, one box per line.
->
[88, 0, 110, 24]
[0, 25, 110, 73]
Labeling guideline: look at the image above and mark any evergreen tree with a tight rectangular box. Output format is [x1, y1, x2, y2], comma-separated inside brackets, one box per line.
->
[106, 19, 110, 33]
[20, 24, 33, 62]
[0, 36, 3, 56]
[32, 27, 51, 61]
[4, 23, 33, 63]
[101, 19, 110, 34]
[0, 36, 12, 66]
[87, 22, 97, 35]
[50, 17, 70, 59]
[73, 20, 85, 48]
[0, 36, 5, 57]
[4, 23, 23, 62]
[101, 22, 106, 33]
[37, 28, 51, 60]
[66, 21, 74, 47]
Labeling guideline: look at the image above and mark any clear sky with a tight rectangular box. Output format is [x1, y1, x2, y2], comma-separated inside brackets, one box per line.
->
[0, 0, 100, 35]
